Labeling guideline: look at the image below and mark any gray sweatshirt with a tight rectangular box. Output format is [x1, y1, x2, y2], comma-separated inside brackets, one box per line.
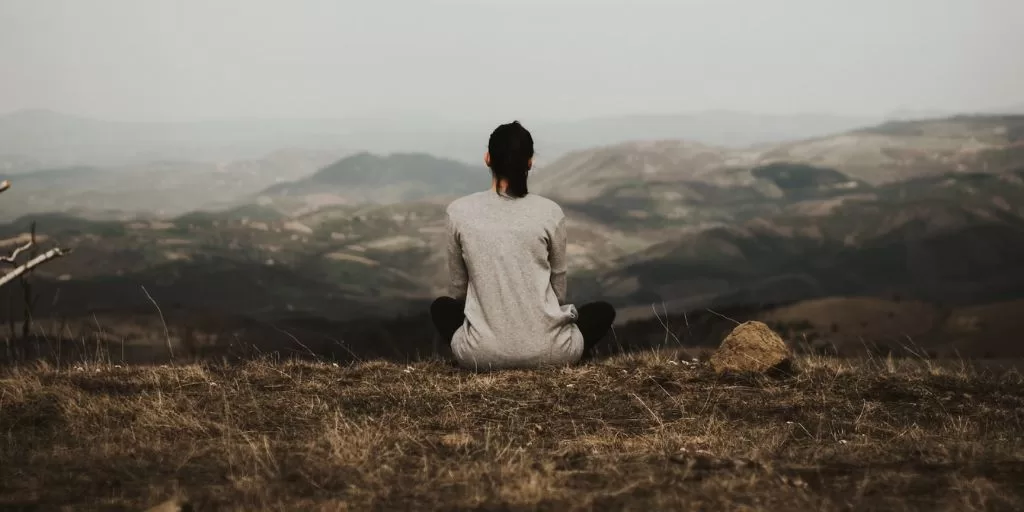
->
[445, 190, 584, 369]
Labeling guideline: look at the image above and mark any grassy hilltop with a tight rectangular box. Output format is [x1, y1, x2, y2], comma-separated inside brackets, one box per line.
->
[2, 350, 1022, 511]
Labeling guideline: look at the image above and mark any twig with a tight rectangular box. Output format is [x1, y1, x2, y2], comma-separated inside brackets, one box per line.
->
[270, 324, 319, 360]
[681, 309, 693, 343]
[327, 336, 363, 362]
[651, 302, 683, 346]
[0, 248, 68, 288]
[705, 308, 741, 325]
[141, 285, 174, 361]
[20, 222, 38, 338]
[630, 392, 665, 427]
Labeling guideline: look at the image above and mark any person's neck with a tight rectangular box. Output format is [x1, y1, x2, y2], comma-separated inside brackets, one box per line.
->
[490, 177, 509, 193]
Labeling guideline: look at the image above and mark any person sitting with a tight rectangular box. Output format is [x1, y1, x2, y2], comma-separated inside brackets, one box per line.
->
[430, 120, 616, 370]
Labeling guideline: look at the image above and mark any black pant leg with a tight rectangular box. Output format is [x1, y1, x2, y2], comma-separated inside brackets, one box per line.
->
[577, 301, 616, 355]
[431, 296, 466, 343]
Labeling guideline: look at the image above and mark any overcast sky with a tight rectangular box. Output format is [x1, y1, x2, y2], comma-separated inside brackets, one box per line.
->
[1, 0, 1022, 123]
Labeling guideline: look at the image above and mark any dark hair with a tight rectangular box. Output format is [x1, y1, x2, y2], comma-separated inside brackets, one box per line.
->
[487, 121, 534, 198]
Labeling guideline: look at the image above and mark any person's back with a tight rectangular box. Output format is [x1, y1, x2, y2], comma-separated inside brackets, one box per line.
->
[445, 191, 581, 368]
[431, 121, 616, 370]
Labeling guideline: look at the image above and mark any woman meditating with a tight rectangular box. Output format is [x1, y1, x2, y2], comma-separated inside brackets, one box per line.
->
[431, 121, 616, 370]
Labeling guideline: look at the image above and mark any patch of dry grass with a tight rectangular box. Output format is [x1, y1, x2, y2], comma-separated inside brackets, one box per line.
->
[1, 351, 1023, 511]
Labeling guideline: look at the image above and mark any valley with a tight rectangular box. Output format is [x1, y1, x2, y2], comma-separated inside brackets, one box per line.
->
[2, 114, 1024, 362]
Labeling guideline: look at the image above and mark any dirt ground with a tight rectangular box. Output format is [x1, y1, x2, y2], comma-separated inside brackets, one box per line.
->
[2, 350, 1023, 511]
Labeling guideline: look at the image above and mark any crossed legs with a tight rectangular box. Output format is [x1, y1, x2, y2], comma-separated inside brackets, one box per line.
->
[430, 297, 617, 360]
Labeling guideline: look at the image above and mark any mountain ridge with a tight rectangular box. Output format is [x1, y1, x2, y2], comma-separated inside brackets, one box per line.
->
[256, 152, 489, 212]
[0, 108, 884, 168]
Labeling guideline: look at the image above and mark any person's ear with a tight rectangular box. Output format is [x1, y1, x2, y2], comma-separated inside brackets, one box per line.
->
[484, 152, 491, 167]
[527, 157, 533, 171]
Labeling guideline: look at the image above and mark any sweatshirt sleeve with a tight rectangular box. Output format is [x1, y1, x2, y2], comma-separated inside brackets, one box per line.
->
[548, 215, 569, 304]
[446, 211, 469, 300]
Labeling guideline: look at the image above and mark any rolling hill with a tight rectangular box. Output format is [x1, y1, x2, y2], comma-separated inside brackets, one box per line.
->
[532, 114, 1024, 203]
[255, 152, 490, 214]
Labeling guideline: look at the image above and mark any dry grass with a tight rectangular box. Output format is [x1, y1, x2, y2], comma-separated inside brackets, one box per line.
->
[1, 350, 1023, 511]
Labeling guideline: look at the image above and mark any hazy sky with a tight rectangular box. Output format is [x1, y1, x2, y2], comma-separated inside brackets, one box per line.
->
[2, 0, 1022, 123]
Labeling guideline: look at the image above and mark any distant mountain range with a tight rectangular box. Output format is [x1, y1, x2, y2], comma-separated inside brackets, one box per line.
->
[5, 106, 1020, 173]
[9, 113, 1021, 222]
[0, 108, 885, 169]
[884, 103, 1024, 121]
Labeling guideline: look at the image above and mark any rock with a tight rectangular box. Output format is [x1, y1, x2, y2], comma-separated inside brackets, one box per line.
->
[710, 321, 792, 374]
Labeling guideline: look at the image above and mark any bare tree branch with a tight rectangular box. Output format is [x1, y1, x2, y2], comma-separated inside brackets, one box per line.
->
[0, 247, 70, 289]
[0, 180, 73, 341]
[0, 223, 66, 267]
[0, 180, 29, 264]
[0, 239, 35, 265]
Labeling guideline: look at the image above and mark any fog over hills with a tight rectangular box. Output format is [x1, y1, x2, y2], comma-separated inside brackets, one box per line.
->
[8, 107, 1020, 173]
[0, 109, 882, 170]
[0, 109, 358, 169]
[0, 148, 344, 221]
[0, 107, 886, 219]
[10, 112, 1020, 222]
